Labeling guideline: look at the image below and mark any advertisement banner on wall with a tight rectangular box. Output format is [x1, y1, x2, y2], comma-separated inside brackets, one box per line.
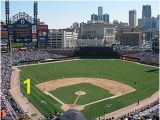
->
[32, 25, 37, 42]
[24, 42, 37, 46]
[1, 31, 8, 38]
[32, 33, 37, 42]
[37, 25, 48, 42]
[32, 25, 37, 33]
[8, 24, 14, 43]
[1, 25, 8, 38]
[1, 25, 8, 43]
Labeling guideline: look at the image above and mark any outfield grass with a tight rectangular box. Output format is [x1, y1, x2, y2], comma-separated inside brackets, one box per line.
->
[50, 83, 113, 105]
[19, 59, 159, 120]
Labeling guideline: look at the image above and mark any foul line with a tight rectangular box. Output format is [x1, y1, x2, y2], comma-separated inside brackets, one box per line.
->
[85, 95, 120, 106]
[43, 91, 65, 105]
[43, 90, 122, 108]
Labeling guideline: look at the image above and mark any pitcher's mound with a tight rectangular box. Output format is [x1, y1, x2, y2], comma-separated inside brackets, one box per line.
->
[75, 90, 86, 96]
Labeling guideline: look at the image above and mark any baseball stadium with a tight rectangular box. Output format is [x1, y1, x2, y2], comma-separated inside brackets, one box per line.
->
[1, 1, 159, 120]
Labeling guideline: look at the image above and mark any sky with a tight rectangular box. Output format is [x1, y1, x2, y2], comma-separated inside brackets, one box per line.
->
[1, 0, 159, 29]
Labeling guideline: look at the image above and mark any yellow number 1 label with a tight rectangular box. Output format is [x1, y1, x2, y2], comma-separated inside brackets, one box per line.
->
[24, 79, 31, 94]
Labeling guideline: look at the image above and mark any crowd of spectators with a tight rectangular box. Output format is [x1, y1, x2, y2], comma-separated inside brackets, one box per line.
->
[116, 46, 149, 55]
[12, 49, 65, 64]
[116, 100, 159, 120]
[116, 45, 159, 66]
[104, 100, 159, 120]
[1, 53, 24, 120]
[1, 53, 12, 90]
[122, 51, 159, 66]
[46, 47, 78, 57]
[139, 52, 159, 65]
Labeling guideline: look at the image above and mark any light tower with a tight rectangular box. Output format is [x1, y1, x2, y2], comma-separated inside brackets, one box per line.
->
[5, 0, 10, 24]
[34, 1, 38, 25]
[5, 0, 11, 52]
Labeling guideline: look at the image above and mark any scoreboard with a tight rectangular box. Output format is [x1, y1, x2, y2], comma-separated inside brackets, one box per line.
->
[13, 19, 32, 43]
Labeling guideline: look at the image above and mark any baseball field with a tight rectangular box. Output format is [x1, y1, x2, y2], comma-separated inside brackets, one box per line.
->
[19, 59, 159, 120]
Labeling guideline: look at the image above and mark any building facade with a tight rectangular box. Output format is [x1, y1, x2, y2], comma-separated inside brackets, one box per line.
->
[90, 6, 109, 23]
[47, 29, 78, 49]
[98, 6, 103, 21]
[115, 27, 139, 43]
[91, 14, 98, 21]
[120, 32, 144, 46]
[72, 22, 79, 29]
[138, 15, 159, 41]
[77, 39, 104, 47]
[129, 10, 137, 27]
[142, 5, 151, 18]
[103, 13, 109, 23]
[138, 5, 159, 41]
[79, 23, 115, 46]
[113, 20, 128, 29]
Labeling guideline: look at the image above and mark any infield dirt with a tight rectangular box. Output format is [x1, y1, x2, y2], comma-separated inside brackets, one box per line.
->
[36, 77, 136, 95]
[36, 77, 136, 111]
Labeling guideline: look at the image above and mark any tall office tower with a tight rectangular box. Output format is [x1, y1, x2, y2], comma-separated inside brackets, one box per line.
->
[138, 18, 143, 28]
[142, 5, 151, 18]
[91, 13, 98, 21]
[103, 13, 109, 23]
[156, 15, 160, 30]
[72, 22, 79, 29]
[98, 6, 103, 20]
[129, 10, 137, 27]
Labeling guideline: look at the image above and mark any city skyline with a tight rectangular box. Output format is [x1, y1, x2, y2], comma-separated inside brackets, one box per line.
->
[1, 0, 159, 29]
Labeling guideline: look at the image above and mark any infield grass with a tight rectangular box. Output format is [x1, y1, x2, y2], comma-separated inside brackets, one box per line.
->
[50, 83, 113, 105]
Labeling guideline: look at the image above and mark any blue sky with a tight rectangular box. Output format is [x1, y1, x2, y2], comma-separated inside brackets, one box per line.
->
[1, 0, 159, 29]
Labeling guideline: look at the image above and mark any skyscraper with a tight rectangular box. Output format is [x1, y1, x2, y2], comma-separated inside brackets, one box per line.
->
[103, 13, 109, 23]
[72, 22, 79, 29]
[129, 10, 137, 27]
[142, 18, 152, 29]
[142, 5, 151, 18]
[138, 18, 143, 28]
[98, 6, 103, 20]
[90, 6, 110, 23]
[91, 13, 98, 21]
